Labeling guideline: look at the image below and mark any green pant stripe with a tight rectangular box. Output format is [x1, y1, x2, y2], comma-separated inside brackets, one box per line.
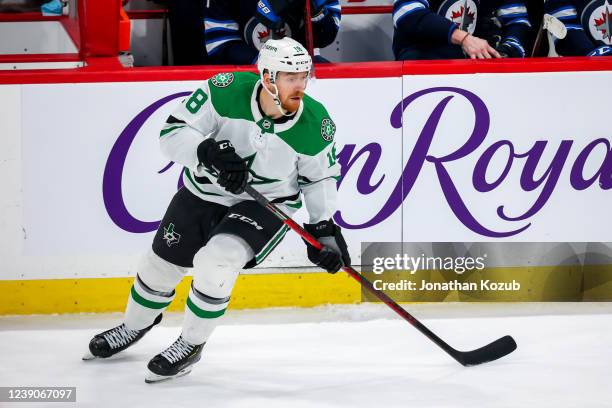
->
[255, 225, 289, 263]
[130, 286, 172, 310]
[186, 297, 227, 318]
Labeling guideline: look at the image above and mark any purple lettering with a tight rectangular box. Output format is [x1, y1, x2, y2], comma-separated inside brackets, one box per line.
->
[473, 140, 514, 192]
[338, 87, 530, 237]
[104, 87, 611, 239]
[102, 92, 190, 233]
[497, 140, 573, 221]
[570, 138, 612, 190]
[336, 143, 385, 194]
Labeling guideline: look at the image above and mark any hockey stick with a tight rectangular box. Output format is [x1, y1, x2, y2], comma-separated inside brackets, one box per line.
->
[530, 17, 546, 57]
[244, 184, 517, 366]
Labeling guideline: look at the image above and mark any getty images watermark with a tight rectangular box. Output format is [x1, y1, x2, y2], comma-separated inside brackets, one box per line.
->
[371, 252, 520, 292]
[360, 243, 522, 301]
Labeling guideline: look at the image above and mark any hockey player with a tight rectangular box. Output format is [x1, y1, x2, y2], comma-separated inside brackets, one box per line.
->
[84, 37, 350, 383]
[204, 0, 340, 64]
[543, 0, 612, 56]
[392, 0, 532, 60]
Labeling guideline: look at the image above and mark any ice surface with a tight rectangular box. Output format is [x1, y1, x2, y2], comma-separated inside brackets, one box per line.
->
[1, 303, 611, 408]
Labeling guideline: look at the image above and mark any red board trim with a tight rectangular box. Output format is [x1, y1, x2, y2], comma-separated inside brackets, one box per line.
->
[1, 58, 611, 85]
[0, 53, 80, 63]
[0, 12, 61, 22]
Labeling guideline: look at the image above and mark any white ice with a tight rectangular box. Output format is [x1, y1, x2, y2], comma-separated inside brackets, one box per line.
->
[1, 303, 611, 408]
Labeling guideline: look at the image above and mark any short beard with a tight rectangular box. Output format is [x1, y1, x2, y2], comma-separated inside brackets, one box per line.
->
[280, 91, 303, 113]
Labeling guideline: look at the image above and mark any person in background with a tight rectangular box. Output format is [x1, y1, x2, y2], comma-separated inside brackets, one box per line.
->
[392, 0, 533, 60]
[543, 0, 612, 56]
[204, 0, 340, 64]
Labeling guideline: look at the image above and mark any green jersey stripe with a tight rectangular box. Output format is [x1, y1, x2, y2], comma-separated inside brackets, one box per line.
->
[159, 125, 185, 137]
[284, 200, 303, 209]
[184, 169, 223, 196]
[299, 175, 340, 187]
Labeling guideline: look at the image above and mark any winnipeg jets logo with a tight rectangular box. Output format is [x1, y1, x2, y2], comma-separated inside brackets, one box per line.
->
[321, 118, 336, 141]
[439, 0, 478, 34]
[584, 0, 612, 44]
[244, 17, 292, 50]
[258, 27, 287, 41]
[211, 73, 234, 87]
[163, 223, 181, 247]
[595, 12, 612, 41]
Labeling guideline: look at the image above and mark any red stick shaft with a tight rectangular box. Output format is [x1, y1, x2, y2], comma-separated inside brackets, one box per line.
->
[282, 217, 323, 249]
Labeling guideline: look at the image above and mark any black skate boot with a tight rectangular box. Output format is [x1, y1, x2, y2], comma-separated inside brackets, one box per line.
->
[145, 336, 204, 383]
[83, 314, 162, 360]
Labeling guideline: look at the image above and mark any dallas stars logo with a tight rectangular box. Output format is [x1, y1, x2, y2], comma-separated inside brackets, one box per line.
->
[243, 153, 281, 185]
[211, 73, 234, 88]
[257, 117, 274, 133]
[320, 118, 336, 141]
[163, 223, 181, 247]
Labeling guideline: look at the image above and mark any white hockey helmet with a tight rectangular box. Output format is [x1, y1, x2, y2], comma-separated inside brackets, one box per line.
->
[257, 37, 312, 83]
[256, 37, 312, 116]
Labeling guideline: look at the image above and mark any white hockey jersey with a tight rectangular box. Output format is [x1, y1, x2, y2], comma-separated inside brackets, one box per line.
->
[159, 71, 340, 223]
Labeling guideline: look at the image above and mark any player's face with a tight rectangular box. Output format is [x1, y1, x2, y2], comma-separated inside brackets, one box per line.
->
[275, 71, 308, 113]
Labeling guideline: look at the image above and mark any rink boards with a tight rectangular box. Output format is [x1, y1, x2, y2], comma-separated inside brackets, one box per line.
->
[1, 59, 612, 313]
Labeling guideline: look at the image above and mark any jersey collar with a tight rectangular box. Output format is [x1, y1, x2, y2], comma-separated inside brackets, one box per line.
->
[251, 80, 304, 133]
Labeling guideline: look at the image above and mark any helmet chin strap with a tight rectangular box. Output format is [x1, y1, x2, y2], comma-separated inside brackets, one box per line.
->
[263, 71, 295, 117]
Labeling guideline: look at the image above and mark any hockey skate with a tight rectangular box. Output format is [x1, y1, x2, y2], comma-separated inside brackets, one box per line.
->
[82, 314, 162, 360]
[145, 336, 204, 383]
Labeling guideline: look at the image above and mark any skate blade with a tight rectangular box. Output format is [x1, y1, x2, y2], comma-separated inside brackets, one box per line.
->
[144, 368, 193, 384]
[82, 350, 117, 361]
[82, 351, 97, 361]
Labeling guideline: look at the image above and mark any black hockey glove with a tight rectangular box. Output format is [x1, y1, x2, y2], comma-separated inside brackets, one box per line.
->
[303, 219, 350, 273]
[197, 139, 249, 195]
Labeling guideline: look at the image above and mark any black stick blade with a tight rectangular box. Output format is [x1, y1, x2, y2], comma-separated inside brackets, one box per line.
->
[454, 335, 517, 367]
